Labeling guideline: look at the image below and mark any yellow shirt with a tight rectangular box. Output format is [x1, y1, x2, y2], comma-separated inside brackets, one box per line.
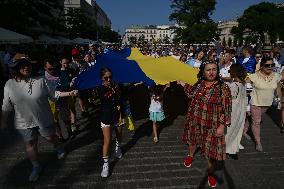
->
[249, 71, 281, 106]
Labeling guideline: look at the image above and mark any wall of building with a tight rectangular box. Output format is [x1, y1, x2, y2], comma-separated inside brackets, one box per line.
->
[217, 20, 238, 44]
[123, 25, 178, 44]
[64, 0, 111, 29]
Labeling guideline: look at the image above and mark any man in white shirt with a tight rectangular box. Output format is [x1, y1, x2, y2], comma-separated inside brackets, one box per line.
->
[220, 51, 233, 82]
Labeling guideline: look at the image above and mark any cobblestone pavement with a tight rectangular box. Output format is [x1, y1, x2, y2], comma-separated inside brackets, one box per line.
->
[1, 102, 284, 189]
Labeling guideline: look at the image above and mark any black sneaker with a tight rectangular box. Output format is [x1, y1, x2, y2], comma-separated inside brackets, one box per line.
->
[227, 153, 238, 160]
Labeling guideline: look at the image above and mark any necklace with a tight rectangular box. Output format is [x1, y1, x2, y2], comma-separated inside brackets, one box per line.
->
[257, 71, 274, 82]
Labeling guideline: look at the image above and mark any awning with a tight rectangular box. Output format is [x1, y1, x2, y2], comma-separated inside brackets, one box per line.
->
[36, 35, 60, 44]
[72, 37, 94, 44]
[54, 36, 74, 45]
[0, 27, 33, 44]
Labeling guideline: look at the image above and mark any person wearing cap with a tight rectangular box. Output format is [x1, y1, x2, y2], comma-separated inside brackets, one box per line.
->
[177, 60, 232, 188]
[0, 54, 76, 182]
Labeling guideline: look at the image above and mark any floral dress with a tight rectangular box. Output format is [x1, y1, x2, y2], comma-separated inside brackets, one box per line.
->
[183, 80, 232, 160]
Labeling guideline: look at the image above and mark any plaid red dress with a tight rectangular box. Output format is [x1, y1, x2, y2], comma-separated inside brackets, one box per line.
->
[183, 80, 232, 160]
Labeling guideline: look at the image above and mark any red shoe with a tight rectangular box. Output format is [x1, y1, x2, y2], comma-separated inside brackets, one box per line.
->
[183, 156, 193, 168]
[208, 174, 217, 188]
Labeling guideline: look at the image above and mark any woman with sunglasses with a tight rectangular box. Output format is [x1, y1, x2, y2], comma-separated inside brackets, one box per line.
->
[1, 54, 71, 182]
[98, 68, 123, 178]
[246, 57, 282, 151]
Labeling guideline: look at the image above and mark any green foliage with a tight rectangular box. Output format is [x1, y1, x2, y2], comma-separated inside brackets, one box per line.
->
[0, 0, 64, 35]
[65, 8, 95, 39]
[65, 8, 120, 42]
[228, 37, 232, 47]
[170, 0, 219, 44]
[129, 36, 137, 45]
[231, 26, 243, 45]
[138, 34, 146, 44]
[234, 2, 284, 44]
[163, 35, 171, 44]
[98, 27, 121, 43]
[222, 37, 226, 47]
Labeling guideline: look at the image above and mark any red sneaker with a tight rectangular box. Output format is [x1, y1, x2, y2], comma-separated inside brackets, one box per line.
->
[208, 174, 217, 188]
[183, 156, 193, 168]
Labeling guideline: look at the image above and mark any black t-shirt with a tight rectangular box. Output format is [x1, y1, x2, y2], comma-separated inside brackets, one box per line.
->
[98, 84, 121, 124]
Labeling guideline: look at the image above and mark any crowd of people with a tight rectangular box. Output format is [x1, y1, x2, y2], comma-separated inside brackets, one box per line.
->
[0, 41, 284, 187]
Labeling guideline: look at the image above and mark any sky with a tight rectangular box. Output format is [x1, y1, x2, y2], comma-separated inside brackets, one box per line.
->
[96, 0, 283, 34]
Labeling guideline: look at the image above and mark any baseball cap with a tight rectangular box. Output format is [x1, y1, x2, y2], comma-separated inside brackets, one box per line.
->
[9, 53, 30, 68]
[71, 48, 80, 56]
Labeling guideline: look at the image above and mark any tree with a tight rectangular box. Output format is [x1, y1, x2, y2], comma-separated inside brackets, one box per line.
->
[163, 35, 171, 44]
[169, 0, 219, 44]
[231, 26, 243, 46]
[0, 0, 65, 35]
[65, 8, 97, 39]
[228, 37, 232, 47]
[277, 6, 284, 41]
[233, 2, 284, 44]
[129, 36, 137, 46]
[99, 27, 121, 43]
[138, 34, 146, 44]
[222, 37, 227, 47]
[233, 37, 238, 47]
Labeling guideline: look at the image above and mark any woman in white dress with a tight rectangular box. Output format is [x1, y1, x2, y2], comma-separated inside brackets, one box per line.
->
[225, 64, 247, 159]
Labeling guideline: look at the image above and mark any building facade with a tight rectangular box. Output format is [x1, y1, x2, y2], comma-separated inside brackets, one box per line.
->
[217, 20, 238, 45]
[122, 25, 178, 45]
[64, 0, 111, 28]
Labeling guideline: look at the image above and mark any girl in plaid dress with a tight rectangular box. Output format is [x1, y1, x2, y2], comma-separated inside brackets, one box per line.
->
[178, 60, 232, 188]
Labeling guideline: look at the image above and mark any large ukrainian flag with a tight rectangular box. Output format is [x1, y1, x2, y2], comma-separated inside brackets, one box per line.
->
[75, 48, 198, 90]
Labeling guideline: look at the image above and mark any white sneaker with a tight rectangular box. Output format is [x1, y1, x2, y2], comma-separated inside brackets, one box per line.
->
[57, 148, 66, 160]
[115, 146, 123, 159]
[239, 144, 244, 150]
[101, 163, 109, 178]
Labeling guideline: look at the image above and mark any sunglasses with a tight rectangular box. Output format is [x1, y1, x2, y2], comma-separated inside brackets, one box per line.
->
[255, 56, 261, 58]
[263, 63, 275, 68]
[103, 76, 112, 80]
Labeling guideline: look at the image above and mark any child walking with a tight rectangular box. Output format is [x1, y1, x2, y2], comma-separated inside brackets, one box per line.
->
[149, 84, 169, 143]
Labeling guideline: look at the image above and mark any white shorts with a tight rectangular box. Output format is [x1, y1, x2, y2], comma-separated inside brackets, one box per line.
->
[101, 122, 111, 128]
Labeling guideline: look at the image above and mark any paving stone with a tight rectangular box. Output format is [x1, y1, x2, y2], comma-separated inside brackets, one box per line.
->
[0, 110, 284, 188]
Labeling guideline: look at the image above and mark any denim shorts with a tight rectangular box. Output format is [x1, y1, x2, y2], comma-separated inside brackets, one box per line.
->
[17, 126, 55, 142]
